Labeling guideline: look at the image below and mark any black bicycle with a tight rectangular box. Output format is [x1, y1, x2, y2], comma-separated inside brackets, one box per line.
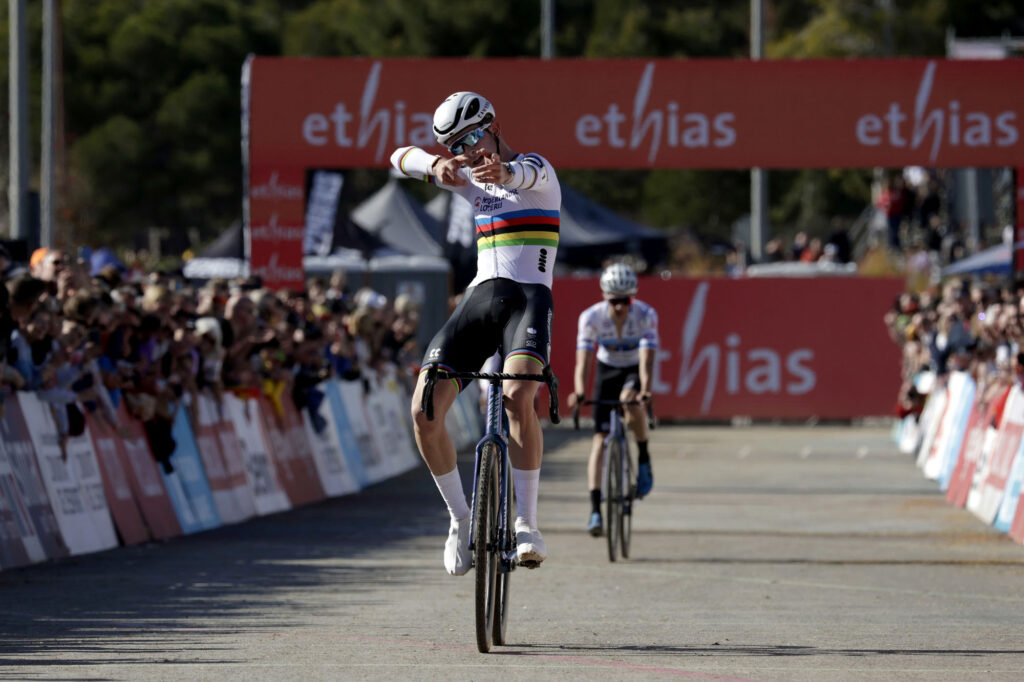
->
[422, 363, 560, 653]
[574, 399, 654, 562]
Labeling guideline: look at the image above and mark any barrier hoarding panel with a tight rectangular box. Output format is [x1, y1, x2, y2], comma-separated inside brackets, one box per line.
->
[1010, 488, 1024, 544]
[63, 430, 120, 552]
[551, 278, 903, 420]
[18, 393, 110, 556]
[336, 379, 389, 484]
[85, 413, 149, 545]
[223, 394, 290, 515]
[364, 373, 420, 478]
[945, 406, 989, 509]
[0, 437, 35, 568]
[165, 406, 221, 532]
[969, 386, 1024, 524]
[324, 380, 369, 487]
[194, 394, 256, 524]
[0, 400, 67, 560]
[923, 372, 975, 485]
[915, 386, 948, 471]
[115, 403, 183, 541]
[257, 398, 325, 507]
[993, 443, 1024, 533]
[291, 389, 360, 497]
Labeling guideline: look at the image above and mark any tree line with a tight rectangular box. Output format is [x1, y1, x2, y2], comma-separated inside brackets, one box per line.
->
[0, 0, 1018, 254]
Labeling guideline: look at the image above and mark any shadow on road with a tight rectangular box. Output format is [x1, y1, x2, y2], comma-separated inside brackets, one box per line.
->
[0, 468, 442, 663]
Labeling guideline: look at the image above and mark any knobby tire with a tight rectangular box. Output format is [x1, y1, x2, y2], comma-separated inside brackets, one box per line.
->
[621, 440, 634, 559]
[474, 443, 500, 653]
[605, 437, 622, 562]
[492, 460, 513, 646]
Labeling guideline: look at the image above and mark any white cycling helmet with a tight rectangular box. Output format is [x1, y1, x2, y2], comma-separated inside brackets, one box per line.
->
[432, 91, 495, 146]
[600, 263, 638, 297]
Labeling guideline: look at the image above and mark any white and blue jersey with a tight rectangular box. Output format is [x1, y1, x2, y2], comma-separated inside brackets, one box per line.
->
[576, 299, 659, 368]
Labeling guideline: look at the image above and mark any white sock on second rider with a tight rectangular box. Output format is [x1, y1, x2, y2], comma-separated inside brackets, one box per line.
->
[433, 468, 471, 522]
[512, 466, 540, 529]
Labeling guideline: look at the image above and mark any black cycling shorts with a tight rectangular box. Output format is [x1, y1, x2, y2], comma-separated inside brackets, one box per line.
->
[592, 361, 640, 433]
[421, 278, 553, 390]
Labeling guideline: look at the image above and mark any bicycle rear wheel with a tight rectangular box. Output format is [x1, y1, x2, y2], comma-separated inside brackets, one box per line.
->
[473, 442, 500, 653]
[621, 442, 634, 559]
[492, 458, 513, 645]
[605, 436, 622, 562]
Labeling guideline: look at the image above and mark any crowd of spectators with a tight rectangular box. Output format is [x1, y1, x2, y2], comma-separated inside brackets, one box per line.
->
[884, 278, 1022, 423]
[0, 247, 421, 465]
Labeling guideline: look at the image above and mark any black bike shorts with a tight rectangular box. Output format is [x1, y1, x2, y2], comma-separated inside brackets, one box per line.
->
[421, 278, 553, 391]
[592, 361, 640, 433]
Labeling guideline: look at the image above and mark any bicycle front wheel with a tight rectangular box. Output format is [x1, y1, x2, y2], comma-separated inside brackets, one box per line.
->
[621, 442, 634, 559]
[492, 458, 513, 646]
[473, 442, 500, 653]
[605, 436, 622, 562]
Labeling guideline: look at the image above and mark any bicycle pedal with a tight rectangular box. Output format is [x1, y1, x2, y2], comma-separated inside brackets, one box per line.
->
[518, 559, 542, 569]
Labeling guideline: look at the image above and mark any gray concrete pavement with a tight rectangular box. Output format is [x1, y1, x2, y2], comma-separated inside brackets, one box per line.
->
[2, 424, 1024, 681]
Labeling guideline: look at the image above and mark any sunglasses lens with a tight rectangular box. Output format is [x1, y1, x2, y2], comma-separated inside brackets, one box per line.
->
[449, 127, 486, 155]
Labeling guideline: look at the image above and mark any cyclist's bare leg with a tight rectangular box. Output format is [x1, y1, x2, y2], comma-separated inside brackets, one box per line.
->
[412, 372, 472, 575]
[620, 386, 649, 443]
[502, 355, 547, 563]
[587, 433, 605, 490]
[410, 371, 459, 475]
[502, 355, 543, 470]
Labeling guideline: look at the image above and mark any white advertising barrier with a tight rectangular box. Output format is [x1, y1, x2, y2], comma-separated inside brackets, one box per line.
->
[896, 415, 922, 455]
[336, 380, 389, 484]
[18, 393, 116, 556]
[302, 384, 360, 497]
[923, 371, 976, 486]
[64, 430, 119, 551]
[968, 385, 1024, 524]
[445, 382, 484, 452]
[994, 424, 1024, 533]
[223, 394, 291, 516]
[364, 371, 420, 478]
[194, 394, 255, 525]
[915, 384, 949, 470]
[0, 437, 42, 567]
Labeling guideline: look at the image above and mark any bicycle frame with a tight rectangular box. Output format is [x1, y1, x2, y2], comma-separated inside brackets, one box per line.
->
[468, 380, 516, 569]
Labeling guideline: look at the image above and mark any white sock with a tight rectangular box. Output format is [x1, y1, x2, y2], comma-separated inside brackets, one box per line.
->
[512, 466, 540, 529]
[432, 468, 470, 521]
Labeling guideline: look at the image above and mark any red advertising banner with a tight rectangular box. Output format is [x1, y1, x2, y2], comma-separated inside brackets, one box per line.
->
[247, 58, 1024, 170]
[86, 414, 149, 546]
[247, 164, 306, 291]
[257, 398, 325, 507]
[244, 57, 1024, 290]
[115, 403, 183, 541]
[945, 405, 988, 508]
[550, 277, 904, 419]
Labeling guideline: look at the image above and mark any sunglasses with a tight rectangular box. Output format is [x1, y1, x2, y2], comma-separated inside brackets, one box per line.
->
[448, 124, 490, 155]
[608, 297, 632, 306]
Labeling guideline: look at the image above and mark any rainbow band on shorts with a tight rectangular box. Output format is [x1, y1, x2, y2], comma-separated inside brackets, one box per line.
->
[506, 349, 547, 368]
[419, 362, 462, 391]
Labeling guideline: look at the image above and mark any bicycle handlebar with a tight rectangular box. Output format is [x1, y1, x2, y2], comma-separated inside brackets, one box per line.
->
[572, 398, 656, 431]
[420, 363, 561, 425]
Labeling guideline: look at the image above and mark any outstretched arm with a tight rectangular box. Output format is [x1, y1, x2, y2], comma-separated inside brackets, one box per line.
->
[391, 146, 471, 186]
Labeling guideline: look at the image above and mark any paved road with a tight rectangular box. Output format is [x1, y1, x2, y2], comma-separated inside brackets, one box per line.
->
[2, 424, 1024, 681]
